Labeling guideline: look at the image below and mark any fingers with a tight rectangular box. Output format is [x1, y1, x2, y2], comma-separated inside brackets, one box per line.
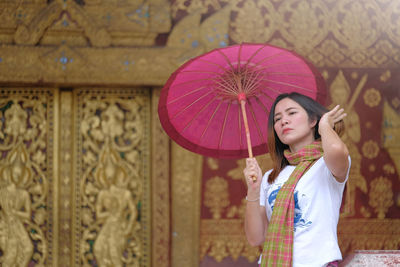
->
[330, 105, 347, 123]
[244, 158, 261, 184]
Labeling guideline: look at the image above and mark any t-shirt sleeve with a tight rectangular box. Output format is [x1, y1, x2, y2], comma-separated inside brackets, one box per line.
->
[326, 155, 351, 186]
[259, 169, 273, 206]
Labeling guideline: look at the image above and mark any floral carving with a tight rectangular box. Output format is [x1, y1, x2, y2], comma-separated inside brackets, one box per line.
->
[369, 176, 394, 219]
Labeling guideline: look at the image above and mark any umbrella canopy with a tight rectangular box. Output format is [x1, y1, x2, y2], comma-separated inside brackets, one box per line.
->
[158, 43, 326, 158]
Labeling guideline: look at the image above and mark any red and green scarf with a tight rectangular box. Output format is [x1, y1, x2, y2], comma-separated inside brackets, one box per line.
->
[261, 141, 323, 267]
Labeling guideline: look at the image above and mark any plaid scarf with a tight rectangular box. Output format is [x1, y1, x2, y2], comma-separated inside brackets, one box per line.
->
[260, 141, 323, 267]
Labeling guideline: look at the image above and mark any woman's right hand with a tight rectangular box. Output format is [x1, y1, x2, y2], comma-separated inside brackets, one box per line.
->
[243, 158, 262, 192]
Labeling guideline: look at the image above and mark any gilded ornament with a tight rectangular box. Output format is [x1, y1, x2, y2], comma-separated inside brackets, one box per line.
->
[230, 0, 277, 44]
[362, 140, 380, 159]
[392, 97, 400, 109]
[199, 3, 231, 51]
[385, 1, 400, 45]
[204, 176, 230, 219]
[369, 176, 394, 219]
[368, 164, 376, 172]
[360, 206, 371, 218]
[278, 0, 330, 52]
[364, 88, 381, 107]
[0, 92, 52, 267]
[207, 157, 219, 170]
[382, 101, 400, 178]
[332, 0, 381, 50]
[383, 164, 396, 175]
[76, 89, 151, 267]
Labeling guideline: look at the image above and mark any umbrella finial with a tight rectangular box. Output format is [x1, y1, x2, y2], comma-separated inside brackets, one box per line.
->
[237, 92, 246, 102]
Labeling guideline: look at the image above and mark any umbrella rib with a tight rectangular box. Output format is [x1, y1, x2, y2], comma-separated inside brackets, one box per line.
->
[242, 67, 265, 95]
[218, 101, 232, 150]
[244, 44, 270, 69]
[171, 90, 215, 120]
[196, 58, 230, 73]
[247, 100, 265, 146]
[213, 78, 238, 96]
[182, 95, 219, 132]
[260, 89, 279, 101]
[253, 95, 271, 115]
[254, 51, 289, 65]
[262, 72, 317, 77]
[261, 78, 318, 93]
[238, 43, 242, 74]
[199, 101, 223, 143]
[167, 85, 208, 104]
[217, 49, 237, 73]
[253, 60, 307, 71]
[238, 105, 242, 150]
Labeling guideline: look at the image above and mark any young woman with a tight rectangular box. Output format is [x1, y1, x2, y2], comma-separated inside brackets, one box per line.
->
[244, 92, 350, 267]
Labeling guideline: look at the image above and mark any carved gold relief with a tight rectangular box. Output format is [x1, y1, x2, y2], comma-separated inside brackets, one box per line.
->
[171, 143, 202, 267]
[382, 101, 400, 181]
[361, 140, 380, 159]
[230, 0, 277, 44]
[0, 89, 55, 267]
[363, 88, 381, 107]
[74, 89, 150, 267]
[151, 88, 170, 267]
[329, 71, 367, 217]
[369, 176, 394, 219]
[278, 0, 330, 53]
[201, 218, 400, 262]
[204, 176, 230, 219]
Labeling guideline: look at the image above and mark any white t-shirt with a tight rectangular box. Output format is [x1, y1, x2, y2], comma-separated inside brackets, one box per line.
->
[258, 156, 351, 267]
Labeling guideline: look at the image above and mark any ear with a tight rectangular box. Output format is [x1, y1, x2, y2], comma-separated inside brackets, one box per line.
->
[309, 118, 317, 129]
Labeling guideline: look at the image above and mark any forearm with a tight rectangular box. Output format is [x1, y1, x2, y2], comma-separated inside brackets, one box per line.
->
[245, 200, 267, 246]
[320, 125, 348, 156]
[319, 124, 349, 180]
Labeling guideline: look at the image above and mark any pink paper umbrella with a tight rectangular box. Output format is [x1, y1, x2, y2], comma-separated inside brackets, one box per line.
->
[158, 43, 326, 159]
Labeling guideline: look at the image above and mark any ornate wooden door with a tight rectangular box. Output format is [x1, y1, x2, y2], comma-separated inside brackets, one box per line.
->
[0, 87, 160, 267]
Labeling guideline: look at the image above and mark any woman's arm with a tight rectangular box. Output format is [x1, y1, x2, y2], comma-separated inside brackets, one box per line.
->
[319, 105, 350, 182]
[243, 158, 268, 246]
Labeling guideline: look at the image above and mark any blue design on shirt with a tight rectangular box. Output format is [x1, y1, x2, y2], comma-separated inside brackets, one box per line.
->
[269, 187, 312, 230]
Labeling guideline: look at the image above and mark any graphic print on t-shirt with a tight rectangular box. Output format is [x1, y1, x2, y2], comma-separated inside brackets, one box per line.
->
[269, 186, 312, 231]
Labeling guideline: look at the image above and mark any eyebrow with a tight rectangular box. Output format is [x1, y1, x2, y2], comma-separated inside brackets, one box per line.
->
[274, 107, 298, 118]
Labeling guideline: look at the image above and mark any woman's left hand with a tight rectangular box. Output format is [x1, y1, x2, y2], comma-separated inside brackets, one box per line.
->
[319, 105, 347, 134]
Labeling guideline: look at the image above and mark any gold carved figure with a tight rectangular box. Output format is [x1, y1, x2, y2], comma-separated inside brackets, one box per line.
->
[93, 141, 139, 267]
[0, 143, 34, 267]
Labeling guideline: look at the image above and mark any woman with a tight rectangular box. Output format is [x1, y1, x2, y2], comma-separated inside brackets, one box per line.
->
[244, 92, 350, 267]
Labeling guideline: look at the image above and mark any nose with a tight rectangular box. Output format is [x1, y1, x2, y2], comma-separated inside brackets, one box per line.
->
[280, 116, 289, 126]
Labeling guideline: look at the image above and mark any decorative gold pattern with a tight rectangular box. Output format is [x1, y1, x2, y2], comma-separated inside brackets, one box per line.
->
[171, 143, 202, 267]
[362, 140, 380, 159]
[382, 101, 400, 181]
[59, 91, 73, 267]
[0, 88, 55, 267]
[204, 176, 230, 219]
[74, 88, 151, 267]
[369, 177, 394, 219]
[200, 219, 261, 263]
[151, 88, 170, 267]
[363, 88, 381, 107]
[200, 218, 400, 262]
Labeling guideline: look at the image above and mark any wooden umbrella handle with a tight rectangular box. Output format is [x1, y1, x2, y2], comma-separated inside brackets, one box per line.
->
[240, 99, 257, 182]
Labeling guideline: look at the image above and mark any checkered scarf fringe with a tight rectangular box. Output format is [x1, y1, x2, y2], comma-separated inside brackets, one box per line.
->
[260, 141, 323, 267]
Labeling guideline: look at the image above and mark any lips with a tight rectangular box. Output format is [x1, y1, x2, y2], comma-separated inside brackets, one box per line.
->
[282, 128, 293, 134]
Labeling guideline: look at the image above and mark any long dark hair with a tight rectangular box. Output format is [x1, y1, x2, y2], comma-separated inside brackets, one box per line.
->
[267, 92, 344, 183]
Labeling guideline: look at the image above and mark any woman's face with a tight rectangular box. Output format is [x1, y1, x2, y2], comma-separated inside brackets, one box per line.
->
[273, 98, 316, 152]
